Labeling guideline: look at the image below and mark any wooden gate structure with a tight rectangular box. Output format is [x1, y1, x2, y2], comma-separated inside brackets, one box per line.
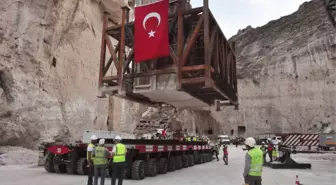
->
[97, 0, 238, 110]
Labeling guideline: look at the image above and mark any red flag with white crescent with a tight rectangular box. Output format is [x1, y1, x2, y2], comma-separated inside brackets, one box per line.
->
[134, 0, 170, 63]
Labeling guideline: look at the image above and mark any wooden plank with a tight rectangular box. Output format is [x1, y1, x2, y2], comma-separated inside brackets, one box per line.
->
[181, 15, 204, 66]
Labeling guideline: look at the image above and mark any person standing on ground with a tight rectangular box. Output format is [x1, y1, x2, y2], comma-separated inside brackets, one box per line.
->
[92, 139, 109, 185]
[260, 142, 267, 163]
[267, 142, 273, 162]
[243, 137, 263, 185]
[223, 144, 228, 165]
[214, 143, 220, 161]
[87, 135, 98, 185]
[111, 135, 127, 185]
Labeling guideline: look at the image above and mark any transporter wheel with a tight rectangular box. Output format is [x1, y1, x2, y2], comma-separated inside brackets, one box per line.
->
[66, 164, 76, 174]
[203, 154, 208, 163]
[76, 158, 88, 175]
[193, 153, 200, 164]
[175, 156, 182, 170]
[54, 164, 67, 173]
[188, 155, 194, 166]
[124, 166, 132, 179]
[158, 158, 168, 174]
[199, 154, 204, 163]
[145, 159, 157, 177]
[44, 153, 55, 172]
[131, 160, 145, 180]
[208, 153, 213, 162]
[167, 157, 175, 172]
[203, 154, 208, 162]
[182, 155, 189, 168]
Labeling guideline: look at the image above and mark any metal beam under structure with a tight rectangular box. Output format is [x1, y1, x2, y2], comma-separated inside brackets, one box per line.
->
[97, 0, 239, 110]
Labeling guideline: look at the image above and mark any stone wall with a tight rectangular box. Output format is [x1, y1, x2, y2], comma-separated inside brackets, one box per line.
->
[0, 0, 131, 148]
[216, 0, 336, 137]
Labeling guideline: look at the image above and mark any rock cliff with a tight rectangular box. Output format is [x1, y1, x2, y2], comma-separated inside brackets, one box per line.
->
[218, 0, 336, 136]
[0, 0, 131, 147]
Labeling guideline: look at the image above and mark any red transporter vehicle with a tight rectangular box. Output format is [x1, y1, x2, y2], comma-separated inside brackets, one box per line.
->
[43, 138, 214, 180]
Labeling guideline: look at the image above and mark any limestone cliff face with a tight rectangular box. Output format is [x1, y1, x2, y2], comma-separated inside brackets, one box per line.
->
[111, 0, 335, 138]
[216, 0, 336, 136]
[0, 0, 131, 147]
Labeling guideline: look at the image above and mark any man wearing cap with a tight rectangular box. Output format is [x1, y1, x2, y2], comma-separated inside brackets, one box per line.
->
[92, 139, 110, 185]
[87, 135, 98, 185]
[111, 135, 127, 185]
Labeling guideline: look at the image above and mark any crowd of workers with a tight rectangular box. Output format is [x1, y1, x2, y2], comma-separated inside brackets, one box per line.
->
[86, 134, 277, 185]
[87, 135, 126, 185]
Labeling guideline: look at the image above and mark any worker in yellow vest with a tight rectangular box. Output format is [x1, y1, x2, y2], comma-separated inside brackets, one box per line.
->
[92, 139, 109, 185]
[243, 137, 263, 185]
[111, 135, 127, 185]
[185, 135, 191, 142]
[87, 135, 98, 185]
[272, 146, 278, 161]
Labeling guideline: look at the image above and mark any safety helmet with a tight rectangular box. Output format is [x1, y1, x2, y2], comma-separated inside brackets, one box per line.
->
[244, 137, 256, 147]
[115, 135, 122, 141]
[90, 135, 98, 140]
[99, 139, 105, 145]
[262, 142, 265, 144]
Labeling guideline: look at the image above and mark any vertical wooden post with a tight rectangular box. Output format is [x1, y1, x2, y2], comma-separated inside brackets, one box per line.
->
[203, 0, 211, 87]
[118, 7, 128, 93]
[177, 0, 185, 89]
[98, 13, 108, 88]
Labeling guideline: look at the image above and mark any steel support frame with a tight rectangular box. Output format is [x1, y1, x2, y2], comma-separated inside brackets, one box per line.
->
[98, 1, 238, 106]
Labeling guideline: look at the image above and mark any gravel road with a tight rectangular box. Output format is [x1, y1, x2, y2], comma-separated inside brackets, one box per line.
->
[0, 146, 335, 185]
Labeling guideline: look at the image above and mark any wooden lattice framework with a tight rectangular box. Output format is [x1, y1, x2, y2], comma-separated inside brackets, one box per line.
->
[98, 0, 239, 109]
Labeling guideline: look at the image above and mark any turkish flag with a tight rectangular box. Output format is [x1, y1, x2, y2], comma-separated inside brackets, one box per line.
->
[134, 0, 170, 63]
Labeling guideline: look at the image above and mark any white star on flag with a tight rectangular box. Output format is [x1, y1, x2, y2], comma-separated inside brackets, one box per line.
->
[148, 30, 156, 38]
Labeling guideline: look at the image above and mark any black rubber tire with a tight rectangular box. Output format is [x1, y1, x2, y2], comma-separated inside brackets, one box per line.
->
[124, 166, 132, 179]
[167, 157, 175, 172]
[204, 154, 209, 162]
[54, 164, 67, 173]
[203, 154, 208, 163]
[145, 159, 157, 177]
[131, 160, 145, 180]
[193, 153, 200, 164]
[199, 154, 204, 163]
[175, 156, 182, 170]
[44, 153, 55, 173]
[77, 158, 88, 175]
[208, 153, 213, 162]
[158, 158, 168, 174]
[182, 155, 189, 168]
[188, 155, 194, 166]
[66, 164, 76, 174]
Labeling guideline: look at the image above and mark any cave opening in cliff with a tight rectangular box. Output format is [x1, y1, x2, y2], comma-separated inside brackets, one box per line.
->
[0, 68, 14, 103]
[52, 57, 57, 67]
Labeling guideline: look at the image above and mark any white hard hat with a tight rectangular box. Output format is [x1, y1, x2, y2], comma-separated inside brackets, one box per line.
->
[115, 135, 122, 140]
[262, 142, 265, 144]
[245, 137, 256, 147]
[98, 139, 105, 145]
[90, 135, 98, 140]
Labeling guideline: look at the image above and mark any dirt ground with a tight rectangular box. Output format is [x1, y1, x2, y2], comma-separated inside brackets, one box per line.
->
[0, 146, 335, 185]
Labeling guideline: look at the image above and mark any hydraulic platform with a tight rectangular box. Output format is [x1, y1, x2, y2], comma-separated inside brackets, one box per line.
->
[97, 0, 238, 110]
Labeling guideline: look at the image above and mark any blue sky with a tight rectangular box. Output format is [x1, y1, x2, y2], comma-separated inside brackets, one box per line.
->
[190, 0, 310, 38]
